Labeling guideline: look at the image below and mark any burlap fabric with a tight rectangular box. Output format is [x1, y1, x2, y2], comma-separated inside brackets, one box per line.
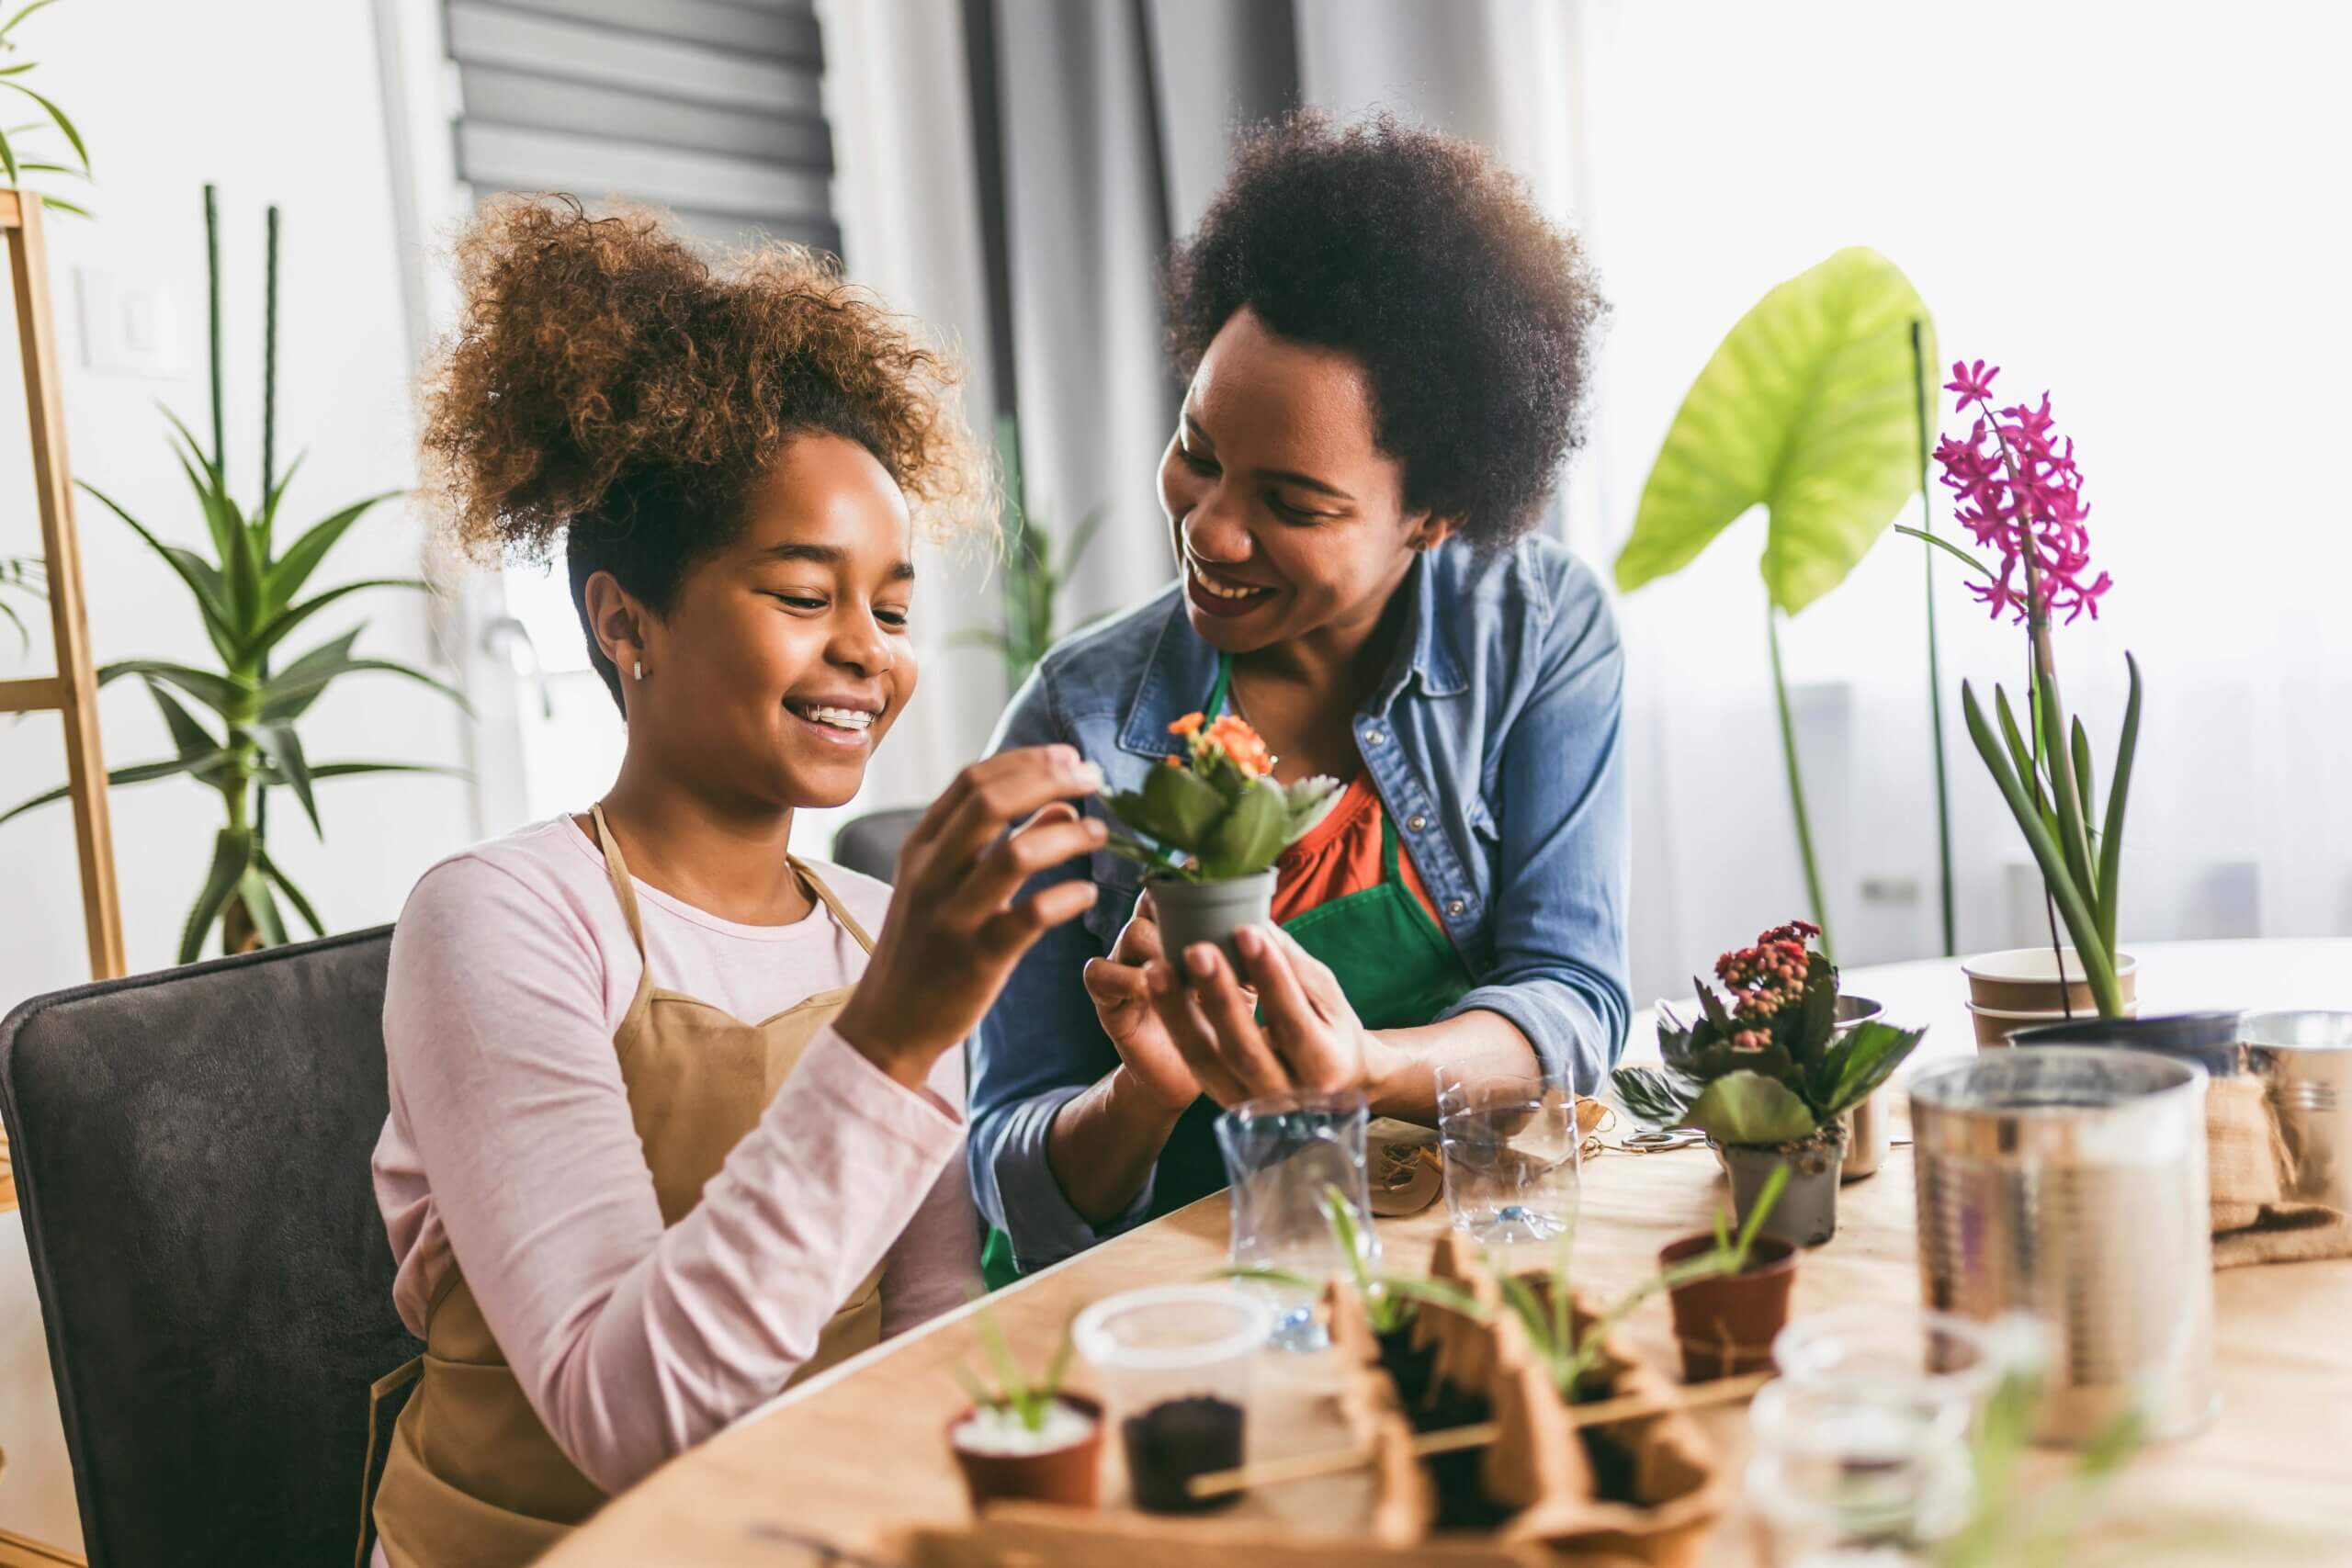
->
[2207, 1072, 2352, 1267]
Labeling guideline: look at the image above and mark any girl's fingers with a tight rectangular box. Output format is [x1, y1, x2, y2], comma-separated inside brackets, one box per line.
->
[975, 878, 1098, 960]
[957, 814, 1106, 912]
[919, 749, 1103, 889]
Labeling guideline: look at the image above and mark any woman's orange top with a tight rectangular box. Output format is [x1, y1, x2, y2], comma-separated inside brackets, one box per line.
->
[1269, 775, 1443, 930]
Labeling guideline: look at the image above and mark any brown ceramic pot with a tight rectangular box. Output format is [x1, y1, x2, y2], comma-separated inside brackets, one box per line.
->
[1658, 1235, 1800, 1382]
[945, 1394, 1104, 1512]
[1961, 946, 2138, 1016]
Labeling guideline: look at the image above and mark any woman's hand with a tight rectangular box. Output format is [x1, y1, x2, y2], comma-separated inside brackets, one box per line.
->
[1143, 924, 1402, 1107]
[835, 747, 1106, 1089]
[1080, 895, 1202, 1114]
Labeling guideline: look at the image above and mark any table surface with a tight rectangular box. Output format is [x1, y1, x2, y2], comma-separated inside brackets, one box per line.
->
[544, 940, 2352, 1567]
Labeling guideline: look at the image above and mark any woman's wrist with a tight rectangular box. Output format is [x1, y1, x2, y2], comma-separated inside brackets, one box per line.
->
[1108, 1061, 1196, 1127]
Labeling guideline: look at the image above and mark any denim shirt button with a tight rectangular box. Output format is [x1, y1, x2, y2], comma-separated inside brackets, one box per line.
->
[1407, 813, 1429, 832]
[1445, 897, 1466, 919]
[1363, 727, 1385, 746]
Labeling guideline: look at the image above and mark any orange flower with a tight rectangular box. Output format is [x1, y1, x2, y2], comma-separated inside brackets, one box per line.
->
[1200, 714, 1275, 777]
[1168, 713, 1206, 739]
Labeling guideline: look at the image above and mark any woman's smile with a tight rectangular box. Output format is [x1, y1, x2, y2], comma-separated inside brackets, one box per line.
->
[784, 694, 882, 747]
[1183, 553, 1280, 619]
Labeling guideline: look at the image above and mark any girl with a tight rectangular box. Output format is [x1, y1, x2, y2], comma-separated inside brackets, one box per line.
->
[970, 114, 1627, 1277]
[368, 200, 1103, 1565]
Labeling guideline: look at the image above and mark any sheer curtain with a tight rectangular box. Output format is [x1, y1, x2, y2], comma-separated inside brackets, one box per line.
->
[1577, 1, 2352, 996]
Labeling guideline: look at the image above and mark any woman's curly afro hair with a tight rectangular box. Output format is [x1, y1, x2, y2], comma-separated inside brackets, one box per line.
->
[421, 196, 993, 708]
[1163, 112, 1604, 549]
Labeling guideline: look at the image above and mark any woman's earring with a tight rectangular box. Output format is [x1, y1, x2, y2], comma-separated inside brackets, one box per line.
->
[633, 660, 645, 681]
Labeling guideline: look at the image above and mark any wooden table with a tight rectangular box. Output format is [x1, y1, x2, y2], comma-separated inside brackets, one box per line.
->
[547, 941, 2352, 1566]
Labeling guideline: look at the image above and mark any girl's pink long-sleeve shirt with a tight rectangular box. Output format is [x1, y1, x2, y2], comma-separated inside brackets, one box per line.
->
[371, 816, 979, 1498]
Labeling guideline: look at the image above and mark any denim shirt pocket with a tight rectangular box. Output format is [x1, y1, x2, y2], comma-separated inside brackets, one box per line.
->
[1082, 849, 1146, 949]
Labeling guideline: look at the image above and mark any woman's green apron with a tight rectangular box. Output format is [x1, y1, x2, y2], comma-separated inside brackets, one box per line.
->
[981, 654, 1472, 1288]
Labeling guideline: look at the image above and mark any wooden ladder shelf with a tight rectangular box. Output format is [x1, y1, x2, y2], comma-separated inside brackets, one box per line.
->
[0, 188, 125, 984]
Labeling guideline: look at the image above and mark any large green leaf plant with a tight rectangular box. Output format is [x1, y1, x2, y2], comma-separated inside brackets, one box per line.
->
[0, 0, 95, 218]
[1, 187, 466, 961]
[1615, 248, 1945, 958]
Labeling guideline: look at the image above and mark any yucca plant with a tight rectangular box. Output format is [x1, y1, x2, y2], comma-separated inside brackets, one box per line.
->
[0, 552, 44, 653]
[0, 0, 95, 217]
[956, 414, 1110, 691]
[0, 186, 466, 961]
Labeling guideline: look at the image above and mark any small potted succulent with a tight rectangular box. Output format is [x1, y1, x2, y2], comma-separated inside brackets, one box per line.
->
[1659, 1166, 1799, 1382]
[1101, 712, 1341, 964]
[1611, 919, 1926, 1247]
[945, 1306, 1102, 1511]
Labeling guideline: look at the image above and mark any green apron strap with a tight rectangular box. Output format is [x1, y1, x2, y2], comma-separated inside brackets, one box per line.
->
[1201, 653, 1234, 724]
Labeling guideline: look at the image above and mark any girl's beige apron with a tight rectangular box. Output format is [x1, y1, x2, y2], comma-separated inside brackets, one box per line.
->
[365, 807, 884, 1567]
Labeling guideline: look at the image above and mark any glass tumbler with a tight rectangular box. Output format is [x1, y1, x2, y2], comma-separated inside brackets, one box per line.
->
[1435, 1067, 1581, 1246]
[1215, 1089, 1374, 1350]
[1744, 1377, 1975, 1566]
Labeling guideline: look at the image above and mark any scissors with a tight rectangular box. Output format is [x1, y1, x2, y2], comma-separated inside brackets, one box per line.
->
[1619, 1126, 1710, 1153]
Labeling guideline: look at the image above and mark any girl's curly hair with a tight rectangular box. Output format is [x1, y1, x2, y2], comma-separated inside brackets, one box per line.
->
[420, 197, 994, 707]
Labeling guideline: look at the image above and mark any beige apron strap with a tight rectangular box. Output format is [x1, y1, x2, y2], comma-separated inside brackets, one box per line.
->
[354, 1357, 423, 1568]
[589, 803, 650, 958]
[791, 858, 877, 954]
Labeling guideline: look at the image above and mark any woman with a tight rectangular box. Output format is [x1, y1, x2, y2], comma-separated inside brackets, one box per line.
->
[970, 114, 1628, 1277]
[368, 201, 1104, 1565]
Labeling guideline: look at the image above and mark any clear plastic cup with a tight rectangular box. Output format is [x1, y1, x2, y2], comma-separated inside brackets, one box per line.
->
[1435, 1068, 1580, 1246]
[1770, 1305, 2011, 1427]
[1071, 1285, 1269, 1515]
[1745, 1376, 1973, 1563]
[1215, 1089, 1374, 1350]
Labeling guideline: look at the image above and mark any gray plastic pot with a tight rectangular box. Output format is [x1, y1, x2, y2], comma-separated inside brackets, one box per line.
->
[1148, 869, 1276, 972]
[1717, 1122, 1848, 1247]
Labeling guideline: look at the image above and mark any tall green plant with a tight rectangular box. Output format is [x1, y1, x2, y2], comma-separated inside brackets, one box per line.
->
[0, 0, 94, 217]
[0, 552, 43, 652]
[956, 414, 1109, 691]
[1615, 248, 1940, 959]
[0, 186, 466, 961]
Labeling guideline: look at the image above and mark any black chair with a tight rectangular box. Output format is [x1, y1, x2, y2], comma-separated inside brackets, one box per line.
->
[0, 928, 421, 1568]
[831, 807, 923, 885]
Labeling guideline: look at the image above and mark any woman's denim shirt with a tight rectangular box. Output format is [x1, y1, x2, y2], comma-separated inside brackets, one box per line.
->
[967, 536, 1629, 1268]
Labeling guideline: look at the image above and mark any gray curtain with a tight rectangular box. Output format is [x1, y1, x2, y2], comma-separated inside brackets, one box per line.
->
[967, 0, 1594, 643]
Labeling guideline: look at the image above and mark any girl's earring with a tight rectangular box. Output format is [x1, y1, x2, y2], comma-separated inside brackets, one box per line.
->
[633, 660, 645, 681]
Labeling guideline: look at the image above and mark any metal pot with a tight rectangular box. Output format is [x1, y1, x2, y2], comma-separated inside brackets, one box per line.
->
[1909, 1047, 2215, 1444]
[2238, 1010, 2352, 1215]
[1832, 994, 1889, 1180]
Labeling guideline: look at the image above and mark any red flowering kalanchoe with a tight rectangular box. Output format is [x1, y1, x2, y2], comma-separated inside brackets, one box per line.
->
[1934, 360, 2112, 626]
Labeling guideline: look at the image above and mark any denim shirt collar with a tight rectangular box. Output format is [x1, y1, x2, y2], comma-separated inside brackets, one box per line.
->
[1115, 554, 1467, 760]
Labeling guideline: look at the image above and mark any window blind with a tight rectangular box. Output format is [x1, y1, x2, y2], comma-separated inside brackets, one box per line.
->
[443, 0, 841, 256]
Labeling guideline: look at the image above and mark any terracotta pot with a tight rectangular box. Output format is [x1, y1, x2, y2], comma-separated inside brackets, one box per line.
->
[1148, 869, 1275, 970]
[1659, 1234, 1800, 1381]
[1961, 946, 2138, 1015]
[1717, 1126, 1845, 1247]
[946, 1395, 1103, 1512]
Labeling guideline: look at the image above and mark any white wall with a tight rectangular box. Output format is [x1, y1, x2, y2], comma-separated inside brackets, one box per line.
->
[0, 1, 473, 1550]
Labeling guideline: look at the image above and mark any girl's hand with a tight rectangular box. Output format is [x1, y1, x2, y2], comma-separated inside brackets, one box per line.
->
[1081, 894, 1203, 1114]
[1143, 923, 1400, 1107]
[835, 747, 1106, 1087]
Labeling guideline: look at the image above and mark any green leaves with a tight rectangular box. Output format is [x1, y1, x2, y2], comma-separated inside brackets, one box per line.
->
[1201, 776, 1288, 879]
[1616, 247, 1937, 615]
[1681, 1071, 1819, 1146]
[1611, 1063, 1697, 1128]
[1808, 1021, 1926, 1120]
[181, 828, 255, 964]
[960, 1301, 1076, 1434]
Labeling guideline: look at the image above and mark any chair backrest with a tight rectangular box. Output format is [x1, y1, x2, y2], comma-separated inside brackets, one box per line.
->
[0, 927, 420, 1568]
[831, 807, 923, 885]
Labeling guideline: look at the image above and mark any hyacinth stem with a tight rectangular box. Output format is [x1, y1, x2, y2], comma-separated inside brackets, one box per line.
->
[1968, 388, 2120, 1016]
[1766, 607, 1834, 963]
[1910, 322, 1956, 958]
